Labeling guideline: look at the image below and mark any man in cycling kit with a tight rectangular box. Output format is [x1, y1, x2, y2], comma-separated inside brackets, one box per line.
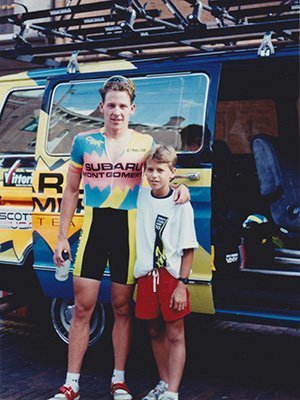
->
[51, 76, 189, 400]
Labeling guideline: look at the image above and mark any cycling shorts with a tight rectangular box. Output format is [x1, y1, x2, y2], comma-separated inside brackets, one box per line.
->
[73, 206, 136, 284]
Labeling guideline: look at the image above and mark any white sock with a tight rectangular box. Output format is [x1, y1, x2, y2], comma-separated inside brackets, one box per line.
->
[111, 369, 125, 384]
[65, 372, 80, 392]
[164, 391, 178, 400]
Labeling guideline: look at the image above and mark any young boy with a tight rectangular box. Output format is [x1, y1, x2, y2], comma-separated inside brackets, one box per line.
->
[134, 145, 198, 400]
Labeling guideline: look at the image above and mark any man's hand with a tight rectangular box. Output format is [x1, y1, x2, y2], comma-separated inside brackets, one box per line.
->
[170, 282, 187, 311]
[53, 168, 80, 267]
[173, 184, 190, 204]
[53, 239, 72, 267]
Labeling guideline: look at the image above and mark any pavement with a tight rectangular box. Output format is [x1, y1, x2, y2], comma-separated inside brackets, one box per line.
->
[0, 314, 300, 400]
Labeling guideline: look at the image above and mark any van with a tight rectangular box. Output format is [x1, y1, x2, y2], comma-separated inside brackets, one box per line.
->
[0, 1, 299, 345]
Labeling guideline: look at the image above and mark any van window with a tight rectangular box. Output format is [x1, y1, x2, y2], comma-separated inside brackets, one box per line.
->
[215, 99, 278, 154]
[47, 74, 208, 155]
[0, 89, 44, 154]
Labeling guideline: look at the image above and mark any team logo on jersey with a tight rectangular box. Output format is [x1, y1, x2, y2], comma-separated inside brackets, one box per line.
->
[85, 136, 104, 148]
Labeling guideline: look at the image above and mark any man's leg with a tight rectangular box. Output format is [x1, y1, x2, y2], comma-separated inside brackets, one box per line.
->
[110, 282, 135, 399]
[111, 282, 135, 373]
[165, 318, 186, 393]
[68, 276, 100, 373]
[148, 317, 169, 384]
[48, 276, 100, 399]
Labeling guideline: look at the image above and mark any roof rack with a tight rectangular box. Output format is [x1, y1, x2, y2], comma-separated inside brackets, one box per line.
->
[0, 0, 299, 67]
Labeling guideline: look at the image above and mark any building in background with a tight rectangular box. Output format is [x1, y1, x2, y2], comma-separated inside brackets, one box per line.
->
[0, 0, 213, 75]
[0, 0, 53, 74]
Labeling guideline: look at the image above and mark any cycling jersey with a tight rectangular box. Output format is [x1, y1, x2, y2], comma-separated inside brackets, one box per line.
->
[69, 129, 154, 210]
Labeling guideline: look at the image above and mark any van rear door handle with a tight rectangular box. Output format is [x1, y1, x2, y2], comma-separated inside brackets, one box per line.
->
[174, 173, 200, 181]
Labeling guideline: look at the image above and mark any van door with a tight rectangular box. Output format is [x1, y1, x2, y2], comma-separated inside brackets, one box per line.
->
[32, 68, 218, 314]
[212, 57, 300, 326]
[0, 83, 44, 265]
[129, 71, 218, 314]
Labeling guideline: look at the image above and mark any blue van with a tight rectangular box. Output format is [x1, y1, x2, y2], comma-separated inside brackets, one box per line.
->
[0, 0, 299, 345]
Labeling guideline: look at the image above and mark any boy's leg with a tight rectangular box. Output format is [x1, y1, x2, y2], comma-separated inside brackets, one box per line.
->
[136, 275, 169, 399]
[148, 317, 169, 384]
[165, 318, 186, 393]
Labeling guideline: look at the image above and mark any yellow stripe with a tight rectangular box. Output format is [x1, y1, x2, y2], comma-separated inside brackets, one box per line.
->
[172, 168, 212, 187]
[78, 60, 136, 73]
[211, 245, 216, 271]
[127, 209, 137, 284]
[73, 206, 93, 276]
[0, 72, 35, 82]
[70, 160, 83, 169]
[100, 186, 130, 209]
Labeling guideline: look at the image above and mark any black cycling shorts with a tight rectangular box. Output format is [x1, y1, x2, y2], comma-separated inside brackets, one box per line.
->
[73, 206, 136, 284]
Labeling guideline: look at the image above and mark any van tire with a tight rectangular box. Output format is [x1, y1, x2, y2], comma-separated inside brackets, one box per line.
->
[50, 298, 106, 347]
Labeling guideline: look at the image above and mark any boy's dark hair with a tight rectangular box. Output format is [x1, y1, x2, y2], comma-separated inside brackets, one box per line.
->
[100, 75, 135, 103]
[145, 144, 177, 168]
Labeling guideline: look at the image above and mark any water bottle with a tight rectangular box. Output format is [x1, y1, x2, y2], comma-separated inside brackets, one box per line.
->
[55, 250, 70, 281]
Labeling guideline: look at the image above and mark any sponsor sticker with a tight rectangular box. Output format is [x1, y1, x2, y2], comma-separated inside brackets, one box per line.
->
[0, 208, 32, 230]
[226, 253, 239, 264]
[4, 171, 32, 187]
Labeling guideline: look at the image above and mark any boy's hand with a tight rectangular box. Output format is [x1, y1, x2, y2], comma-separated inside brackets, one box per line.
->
[173, 184, 190, 204]
[170, 282, 187, 311]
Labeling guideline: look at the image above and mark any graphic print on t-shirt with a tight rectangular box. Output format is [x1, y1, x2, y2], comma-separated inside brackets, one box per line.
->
[153, 214, 169, 268]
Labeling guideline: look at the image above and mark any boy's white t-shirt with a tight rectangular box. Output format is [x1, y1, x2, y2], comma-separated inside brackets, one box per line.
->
[134, 187, 198, 279]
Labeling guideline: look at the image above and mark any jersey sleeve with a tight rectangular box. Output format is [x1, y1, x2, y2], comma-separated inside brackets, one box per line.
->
[69, 135, 83, 174]
[178, 202, 199, 255]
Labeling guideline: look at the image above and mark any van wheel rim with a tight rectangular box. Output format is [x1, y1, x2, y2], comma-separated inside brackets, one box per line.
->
[50, 298, 105, 346]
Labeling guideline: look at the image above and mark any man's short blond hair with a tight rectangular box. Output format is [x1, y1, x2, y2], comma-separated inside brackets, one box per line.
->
[145, 144, 177, 168]
[100, 75, 135, 103]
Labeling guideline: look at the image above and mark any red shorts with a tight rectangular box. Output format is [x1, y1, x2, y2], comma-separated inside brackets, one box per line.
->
[135, 268, 190, 322]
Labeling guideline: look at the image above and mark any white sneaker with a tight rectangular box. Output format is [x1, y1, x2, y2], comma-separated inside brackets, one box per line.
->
[159, 392, 178, 400]
[141, 380, 168, 400]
